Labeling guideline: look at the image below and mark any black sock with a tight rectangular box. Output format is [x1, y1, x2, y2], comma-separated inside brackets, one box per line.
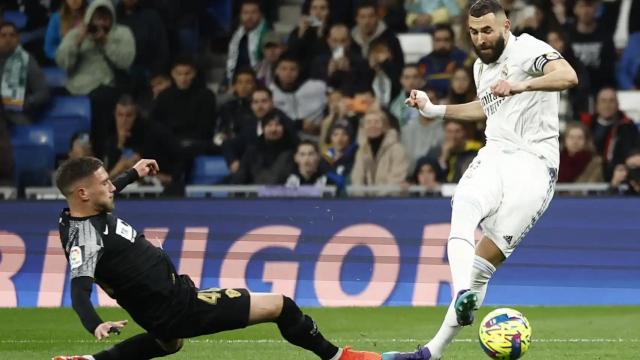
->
[92, 333, 179, 360]
[277, 296, 339, 360]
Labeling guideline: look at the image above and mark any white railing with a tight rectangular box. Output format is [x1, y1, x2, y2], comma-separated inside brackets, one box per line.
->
[0, 187, 17, 200]
[4, 183, 615, 200]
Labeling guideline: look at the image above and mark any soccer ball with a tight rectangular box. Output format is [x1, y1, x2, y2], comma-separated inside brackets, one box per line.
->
[478, 308, 532, 359]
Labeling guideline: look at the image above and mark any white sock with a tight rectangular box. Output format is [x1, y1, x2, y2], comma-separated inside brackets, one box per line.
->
[329, 348, 343, 360]
[424, 200, 482, 358]
[447, 199, 483, 293]
[470, 255, 496, 308]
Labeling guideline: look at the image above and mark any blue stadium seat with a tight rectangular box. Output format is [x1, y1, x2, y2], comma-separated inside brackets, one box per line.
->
[2, 11, 27, 30]
[42, 67, 67, 88]
[39, 96, 91, 156]
[11, 125, 55, 188]
[191, 156, 229, 184]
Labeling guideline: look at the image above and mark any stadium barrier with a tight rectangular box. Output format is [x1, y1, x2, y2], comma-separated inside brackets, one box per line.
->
[17, 182, 614, 200]
[0, 198, 638, 308]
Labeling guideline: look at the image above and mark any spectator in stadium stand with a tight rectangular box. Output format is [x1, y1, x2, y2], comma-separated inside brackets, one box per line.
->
[231, 112, 299, 185]
[581, 87, 640, 181]
[254, 32, 284, 88]
[558, 122, 603, 183]
[149, 72, 171, 99]
[417, 24, 468, 99]
[601, 0, 640, 52]
[408, 155, 443, 195]
[443, 65, 476, 105]
[443, 65, 484, 142]
[616, 32, 640, 90]
[401, 110, 444, 174]
[116, 0, 169, 93]
[0, 22, 51, 126]
[367, 41, 401, 108]
[226, 0, 269, 85]
[223, 86, 296, 175]
[214, 68, 257, 149]
[320, 119, 357, 189]
[609, 149, 640, 195]
[288, 0, 331, 71]
[351, 0, 404, 67]
[501, 0, 532, 34]
[105, 95, 182, 192]
[67, 131, 93, 160]
[309, 23, 369, 95]
[389, 64, 423, 128]
[547, 29, 591, 127]
[44, 0, 88, 61]
[565, 0, 616, 93]
[270, 55, 327, 138]
[285, 140, 330, 187]
[351, 109, 409, 195]
[514, 0, 560, 41]
[425, 120, 482, 183]
[55, 0, 135, 159]
[379, 0, 408, 33]
[404, 0, 460, 32]
[0, 120, 13, 186]
[151, 55, 216, 176]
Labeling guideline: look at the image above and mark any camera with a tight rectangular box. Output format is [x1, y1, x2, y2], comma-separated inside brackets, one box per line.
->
[628, 167, 640, 182]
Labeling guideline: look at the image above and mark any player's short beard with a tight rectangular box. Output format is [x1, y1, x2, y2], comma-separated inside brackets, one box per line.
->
[473, 32, 506, 64]
[95, 199, 115, 213]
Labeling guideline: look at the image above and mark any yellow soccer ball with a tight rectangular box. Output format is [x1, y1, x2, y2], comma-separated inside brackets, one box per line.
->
[478, 308, 532, 359]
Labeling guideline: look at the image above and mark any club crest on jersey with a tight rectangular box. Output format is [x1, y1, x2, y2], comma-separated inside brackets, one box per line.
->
[501, 64, 508, 78]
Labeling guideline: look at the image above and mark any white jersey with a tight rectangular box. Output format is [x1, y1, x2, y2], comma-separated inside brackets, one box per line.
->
[474, 32, 563, 169]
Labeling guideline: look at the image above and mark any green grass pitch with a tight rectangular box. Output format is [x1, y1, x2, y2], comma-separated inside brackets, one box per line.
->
[1, 306, 639, 359]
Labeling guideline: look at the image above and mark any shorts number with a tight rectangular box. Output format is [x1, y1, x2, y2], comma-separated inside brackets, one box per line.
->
[197, 288, 222, 305]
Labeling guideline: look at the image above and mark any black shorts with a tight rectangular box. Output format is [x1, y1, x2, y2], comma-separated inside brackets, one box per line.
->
[148, 284, 251, 340]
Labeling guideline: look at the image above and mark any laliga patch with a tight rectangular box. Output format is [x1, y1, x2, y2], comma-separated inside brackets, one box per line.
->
[69, 246, 83, 269]
[544, 52, 562, 60]
[115, 218, 137, 243]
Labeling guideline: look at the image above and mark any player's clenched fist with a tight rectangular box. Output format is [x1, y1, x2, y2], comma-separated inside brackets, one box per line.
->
[490, 79, 527, 97]
[404, 89, 446, 120]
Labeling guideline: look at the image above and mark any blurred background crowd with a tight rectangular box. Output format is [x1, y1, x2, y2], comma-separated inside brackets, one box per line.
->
[0, 0, 639, 197]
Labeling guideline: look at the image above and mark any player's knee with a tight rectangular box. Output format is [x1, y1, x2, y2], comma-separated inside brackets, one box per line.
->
[157, 338, 184, 354]
[277, 296, 303, 324]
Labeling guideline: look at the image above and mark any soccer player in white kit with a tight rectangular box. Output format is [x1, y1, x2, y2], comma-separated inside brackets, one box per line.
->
[382, 1, 578, 359]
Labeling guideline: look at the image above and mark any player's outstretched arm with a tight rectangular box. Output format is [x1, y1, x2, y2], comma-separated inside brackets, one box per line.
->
[70, 276, 104, 335]
[491, 59, 578, 96]
[405, 89, 486, 122]
[111, 159, 160, 193]
[70, 277, 128, 340]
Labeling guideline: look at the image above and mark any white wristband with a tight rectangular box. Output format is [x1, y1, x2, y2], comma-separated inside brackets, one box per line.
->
[419, 104, 446, 120]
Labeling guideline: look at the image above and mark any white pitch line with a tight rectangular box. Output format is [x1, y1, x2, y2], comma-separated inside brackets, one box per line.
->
[1, 338, 638, 344]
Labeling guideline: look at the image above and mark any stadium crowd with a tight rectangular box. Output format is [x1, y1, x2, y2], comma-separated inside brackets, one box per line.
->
[0, 0, 639, 196]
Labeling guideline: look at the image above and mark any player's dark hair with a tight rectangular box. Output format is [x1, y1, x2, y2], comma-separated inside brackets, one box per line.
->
[252, 85, 273, 99]
[433, 23, 455, 39]
[469, 0, 505, 18]
[56, 157, 104, 196]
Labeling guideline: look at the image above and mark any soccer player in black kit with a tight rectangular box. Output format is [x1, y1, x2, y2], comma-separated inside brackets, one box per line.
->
[53, 157, 381, 360]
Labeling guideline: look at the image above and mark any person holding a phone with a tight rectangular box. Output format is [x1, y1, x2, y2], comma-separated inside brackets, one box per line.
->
[288, 0, 331, 74]
[55, 0, 135, 159]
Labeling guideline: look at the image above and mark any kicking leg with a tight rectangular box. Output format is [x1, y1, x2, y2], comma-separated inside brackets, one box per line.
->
[249, 293, 380, 360]
[382, 199, 484, 360]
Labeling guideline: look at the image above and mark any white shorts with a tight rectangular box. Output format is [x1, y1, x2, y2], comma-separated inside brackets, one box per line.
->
[452, 146, 557, 257]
